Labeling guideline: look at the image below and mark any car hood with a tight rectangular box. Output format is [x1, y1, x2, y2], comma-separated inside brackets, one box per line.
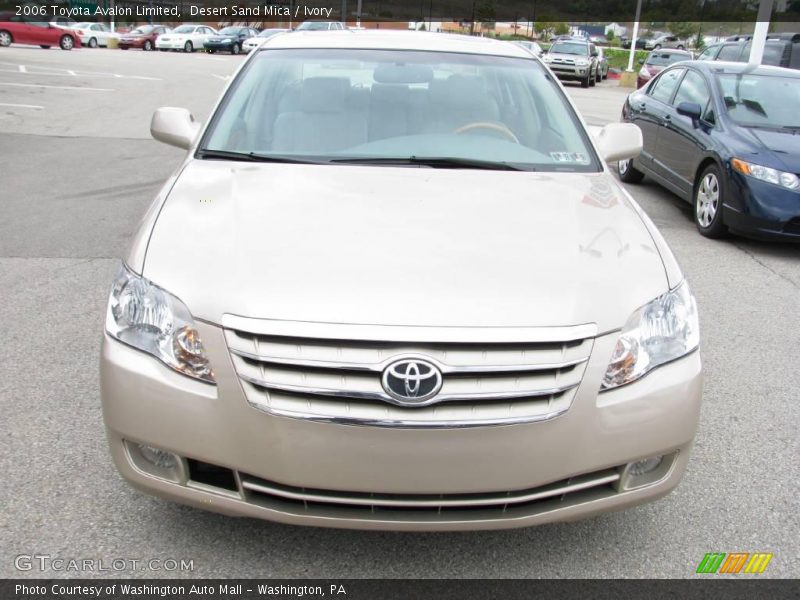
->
[546, 52, 589, 61]
[207, 35, 234, 42]
[141, 161, 669, 331]
[735, 127, 800, 173]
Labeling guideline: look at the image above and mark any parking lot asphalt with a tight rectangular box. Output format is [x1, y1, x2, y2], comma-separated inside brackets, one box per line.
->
[0, 46, 798, 579]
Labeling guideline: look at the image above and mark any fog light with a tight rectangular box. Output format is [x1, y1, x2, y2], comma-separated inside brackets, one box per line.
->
[138, 444, 177, 469]
[628, 455, 663, 476]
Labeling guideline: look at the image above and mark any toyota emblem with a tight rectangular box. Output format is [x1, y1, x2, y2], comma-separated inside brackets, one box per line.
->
[381, 358, 443, 404]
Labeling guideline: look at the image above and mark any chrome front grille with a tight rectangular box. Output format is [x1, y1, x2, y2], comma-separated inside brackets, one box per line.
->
[225, 330, 593, 427]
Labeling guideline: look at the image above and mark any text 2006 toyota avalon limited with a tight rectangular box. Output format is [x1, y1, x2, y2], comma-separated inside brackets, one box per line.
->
[101, 31, 703, 530]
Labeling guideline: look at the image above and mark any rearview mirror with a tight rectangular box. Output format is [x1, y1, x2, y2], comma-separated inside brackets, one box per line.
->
[592, 123, 643, 163]
[676, 101, 703, 126]
[150, 107, 202, 150]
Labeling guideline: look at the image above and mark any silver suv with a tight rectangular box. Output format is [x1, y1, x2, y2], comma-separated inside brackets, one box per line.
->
[542, 39, 600, 87]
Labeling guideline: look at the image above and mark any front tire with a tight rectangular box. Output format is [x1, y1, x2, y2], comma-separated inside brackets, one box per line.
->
[694, 164, 727, 238]
[617, 159, 645, 183]
[654, 44, 662, 50]
[589, 70, 596, 87]
[0, 30, 12, 47]
[231, 42, 240, 55]
[184, 41, 193, 53]
[143, 40, 152, 51]
[59, 35, 74, 50]
[88, 37, 98, 48]
[581, 74, 590, 88]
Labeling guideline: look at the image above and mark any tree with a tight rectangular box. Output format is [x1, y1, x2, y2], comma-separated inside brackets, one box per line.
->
[606, 30, 615, 41]
[554, 22, 569, 36]
[667, 22, 700, 40]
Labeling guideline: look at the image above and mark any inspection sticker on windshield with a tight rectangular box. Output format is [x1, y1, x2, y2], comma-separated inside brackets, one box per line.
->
[551, 152, 589, 164]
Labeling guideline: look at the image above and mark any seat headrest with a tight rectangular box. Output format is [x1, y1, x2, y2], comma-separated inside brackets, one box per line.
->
[429, 75, 491, 108]
[370, 83, 410, 105]
[300, 77, 350, 113]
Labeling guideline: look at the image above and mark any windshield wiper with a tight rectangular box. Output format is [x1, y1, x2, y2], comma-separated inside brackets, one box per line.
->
[196, 149, 324, 164]
[328, 156, 529, 171]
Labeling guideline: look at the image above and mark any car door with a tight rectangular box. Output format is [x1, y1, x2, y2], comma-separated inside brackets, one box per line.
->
[628, 67, 685, 171]
[654, 68, 715, 198]
[715, 43, 745, 62]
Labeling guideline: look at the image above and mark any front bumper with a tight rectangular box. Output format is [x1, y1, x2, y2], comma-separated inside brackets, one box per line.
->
[118, 38, 145, 48]
[101, 322, 703, 531]
[156, 39, 191, 50]
[204, 41, 234, 50]
[545, 64, 591, 81]
[724, 172, 800, 241]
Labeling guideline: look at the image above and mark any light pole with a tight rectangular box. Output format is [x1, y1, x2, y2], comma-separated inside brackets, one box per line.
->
[749, 0, 774, 65]
[626, 0, 643, 72]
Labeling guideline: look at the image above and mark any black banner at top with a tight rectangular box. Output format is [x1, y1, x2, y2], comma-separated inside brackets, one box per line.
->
[2, 0, 800, 23]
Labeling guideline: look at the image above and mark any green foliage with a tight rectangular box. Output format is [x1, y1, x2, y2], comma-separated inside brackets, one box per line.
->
[606, 30, 615, 41]
[667, 22, 701, 39]
[554, 22, 570, 35]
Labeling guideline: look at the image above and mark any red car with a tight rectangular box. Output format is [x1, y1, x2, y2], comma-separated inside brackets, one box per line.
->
[636, 49, 693, 88]
[118, 24, 171, 51]
[0, 14, 82, 50]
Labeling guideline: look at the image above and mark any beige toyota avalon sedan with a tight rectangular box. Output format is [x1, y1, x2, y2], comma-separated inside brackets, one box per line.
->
[101, 30, 703, 530]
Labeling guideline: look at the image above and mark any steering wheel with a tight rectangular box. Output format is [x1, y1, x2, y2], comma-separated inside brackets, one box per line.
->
[453, 122, 520, 144]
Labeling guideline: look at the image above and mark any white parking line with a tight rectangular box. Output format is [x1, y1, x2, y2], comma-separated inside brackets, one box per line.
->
[0, 82, 112, 92]
[0, 62, 160, 81]
[0, 102, 43, 109]
[18, 65, 27, 73]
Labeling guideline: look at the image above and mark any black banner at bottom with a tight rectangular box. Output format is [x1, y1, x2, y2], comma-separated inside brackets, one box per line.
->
[2, 579, 799, 600]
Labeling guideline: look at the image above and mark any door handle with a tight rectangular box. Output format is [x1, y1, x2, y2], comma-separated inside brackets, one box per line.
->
[638, 103, 647, 110]
[662, 114, 672, 126]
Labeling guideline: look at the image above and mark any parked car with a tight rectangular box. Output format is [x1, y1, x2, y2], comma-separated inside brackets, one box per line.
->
[622, 37, 648, 49]
[0, 14, 81, 50]
[71, 22, 119, 48]
[637, 49, 694, 88]
[295, 21, 345, 31]
[118, 24, 171, 51]
[697, 33, 800, 70]
[203, 26, 259, 55]
[646, 35, 687, 50]
[49, 17, 77, 30]
[589, 35, 608, 45]
[620, 62, 800, 241]
[155, 24, 217, 53]
[596, 46, 609, 80]
[242, 28, 289, 53]
[102, 30, 703, 531]
[542, 39, 600, 87]
[513, 40, 543, 56]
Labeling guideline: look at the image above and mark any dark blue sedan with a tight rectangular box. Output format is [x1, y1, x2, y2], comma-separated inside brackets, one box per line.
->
[619, 61, 800, 241]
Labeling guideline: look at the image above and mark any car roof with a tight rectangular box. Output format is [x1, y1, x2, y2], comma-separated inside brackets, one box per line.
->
[688, 60, 800, 78]
[261, 30, 534, 59]
[651, 49, 692, 56]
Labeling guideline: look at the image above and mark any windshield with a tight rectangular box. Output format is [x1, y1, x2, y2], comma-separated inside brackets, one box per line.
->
[717, 73, 800, 128]
[131, 26, 154, 34]
[548, 42, 588, 56]
[200, 49, 598, 172]
[173, 26, 194, 34]
[218, 27, 239, 35]
[646, 52, 690, 66]
[297, 22, 329, 31]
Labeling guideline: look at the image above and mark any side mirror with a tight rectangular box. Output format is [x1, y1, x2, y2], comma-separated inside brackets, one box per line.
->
[150, 107, 202, 149]
[591, 49, 599, 57]
[676, 101, 703, 126]
[592, 122, 643, 162]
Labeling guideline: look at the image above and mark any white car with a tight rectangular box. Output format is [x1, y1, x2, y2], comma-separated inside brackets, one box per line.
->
[71, 22, 120, 48]
[242, 28, 289, 53]
[155, 24, 217, 53]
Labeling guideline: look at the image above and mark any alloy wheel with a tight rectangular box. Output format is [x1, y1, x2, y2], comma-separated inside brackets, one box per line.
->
[0, 31, 11, 47]
[696, 173, 719, 228]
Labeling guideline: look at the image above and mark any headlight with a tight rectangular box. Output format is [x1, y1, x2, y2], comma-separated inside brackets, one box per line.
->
[576, 59, 589, 66]
[542, 55, 553, 62]
[105, 263, 215, 383]
[731, 158, 800, 191]
[638, 66, 651, 79]
[601, 281, 699, 391]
